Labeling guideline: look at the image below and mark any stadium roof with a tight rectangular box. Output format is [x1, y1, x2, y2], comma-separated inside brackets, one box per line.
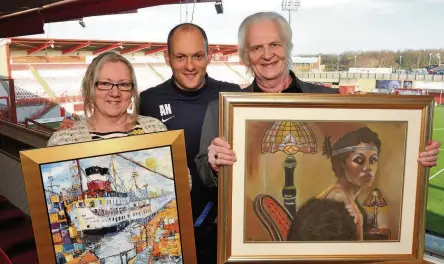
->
[0, 0, 216, 38]
[7, 37, 239, 56]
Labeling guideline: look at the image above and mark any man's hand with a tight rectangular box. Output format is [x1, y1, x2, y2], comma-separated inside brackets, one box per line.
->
[207, 137, 237, 172]
[418, 140, 440, 167]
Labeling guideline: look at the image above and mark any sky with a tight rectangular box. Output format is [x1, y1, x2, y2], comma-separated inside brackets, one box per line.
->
[23, 0, 444, 55]
[40, 146, 175, 195]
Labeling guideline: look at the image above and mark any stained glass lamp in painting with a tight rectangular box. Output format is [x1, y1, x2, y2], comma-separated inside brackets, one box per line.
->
[261, 121, 317, 217]
[362, 188, 387, 232]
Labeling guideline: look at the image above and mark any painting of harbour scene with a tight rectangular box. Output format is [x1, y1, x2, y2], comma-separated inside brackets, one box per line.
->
[40, 146, 183, 264]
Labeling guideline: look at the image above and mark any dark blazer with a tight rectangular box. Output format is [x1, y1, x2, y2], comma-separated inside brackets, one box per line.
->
[194, 71, 340, 190]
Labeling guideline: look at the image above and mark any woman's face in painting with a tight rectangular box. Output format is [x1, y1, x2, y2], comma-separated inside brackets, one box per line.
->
[342, 142, 379, 188]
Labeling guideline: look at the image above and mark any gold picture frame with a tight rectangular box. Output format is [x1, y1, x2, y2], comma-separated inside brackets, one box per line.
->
[20, 130, 196, 264]
[218, 92, 434, 263]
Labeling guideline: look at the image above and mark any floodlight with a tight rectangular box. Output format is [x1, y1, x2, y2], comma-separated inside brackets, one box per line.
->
[215, 0, 223, 14]
[282, 0, 301, 11]
[282, 0, 300, 24]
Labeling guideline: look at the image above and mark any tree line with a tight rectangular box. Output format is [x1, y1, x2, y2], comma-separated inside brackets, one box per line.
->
[304, 49, 443, 72]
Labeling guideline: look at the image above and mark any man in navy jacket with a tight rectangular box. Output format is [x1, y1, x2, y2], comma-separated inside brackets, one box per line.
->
[139, 23, 241, 264]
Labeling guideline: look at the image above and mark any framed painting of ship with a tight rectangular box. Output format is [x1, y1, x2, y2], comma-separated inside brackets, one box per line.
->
[217, 92, 434, 263]
[20, 129, 196, 264]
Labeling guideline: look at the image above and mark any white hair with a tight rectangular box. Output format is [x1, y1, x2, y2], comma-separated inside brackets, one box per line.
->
[238, 12, 293, 74]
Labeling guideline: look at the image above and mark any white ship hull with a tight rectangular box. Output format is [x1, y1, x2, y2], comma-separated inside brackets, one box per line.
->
[69, 199, 152, 232]
[68, 193, 175, 232]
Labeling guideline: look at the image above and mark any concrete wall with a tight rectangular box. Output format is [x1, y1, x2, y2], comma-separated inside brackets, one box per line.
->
[0, 44, 9, 79]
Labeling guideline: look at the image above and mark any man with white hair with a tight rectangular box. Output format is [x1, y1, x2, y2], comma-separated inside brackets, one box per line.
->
[195, 11, 439, 193]
[195, 11, 338, 189]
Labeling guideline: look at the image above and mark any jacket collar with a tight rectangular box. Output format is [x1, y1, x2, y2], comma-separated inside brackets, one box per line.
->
[246, 70, 304, 93]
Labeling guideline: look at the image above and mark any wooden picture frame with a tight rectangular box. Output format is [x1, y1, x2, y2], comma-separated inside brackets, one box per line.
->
[217, 92, 434, 263]
[20, 130, 196, 264]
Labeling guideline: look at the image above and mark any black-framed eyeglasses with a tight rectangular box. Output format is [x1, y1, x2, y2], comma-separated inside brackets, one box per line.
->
[95, 81, 134, 91]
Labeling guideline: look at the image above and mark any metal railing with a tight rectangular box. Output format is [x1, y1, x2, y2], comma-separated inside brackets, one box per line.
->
[0, 118, 51, 159]
[24, 118, 56, 134]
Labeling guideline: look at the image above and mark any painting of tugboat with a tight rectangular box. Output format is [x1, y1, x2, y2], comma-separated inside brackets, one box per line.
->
[40, 146, 184, 264]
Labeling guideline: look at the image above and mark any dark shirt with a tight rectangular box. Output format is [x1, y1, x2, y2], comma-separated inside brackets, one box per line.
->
[139, 74, 241, 219]
[249, 70, 303, 93]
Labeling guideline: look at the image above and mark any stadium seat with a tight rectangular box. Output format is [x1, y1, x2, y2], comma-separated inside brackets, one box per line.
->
[0, 248, 12, 264]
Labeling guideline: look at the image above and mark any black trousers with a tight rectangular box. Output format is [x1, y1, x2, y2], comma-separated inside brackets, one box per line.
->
[194, 222, 218, 264]
[193, 200, 218, 264]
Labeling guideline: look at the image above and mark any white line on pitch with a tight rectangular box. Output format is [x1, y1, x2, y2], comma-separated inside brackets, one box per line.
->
[433, 128, 444, 130]
[429, 168, 444, 180]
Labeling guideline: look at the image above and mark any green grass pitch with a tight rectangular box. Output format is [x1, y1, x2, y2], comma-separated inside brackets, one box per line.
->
[426, 105, 444, 235]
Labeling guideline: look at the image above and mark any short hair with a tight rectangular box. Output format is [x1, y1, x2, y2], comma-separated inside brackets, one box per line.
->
[287, 198, 358, 241]
[81, 51, 139, 119]
[238, 12, 293, 73]
[167, 23, 209, 55]
[323, 127, 381, 178]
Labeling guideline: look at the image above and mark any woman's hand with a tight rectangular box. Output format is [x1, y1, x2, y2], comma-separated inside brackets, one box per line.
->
[207, 137, 237, 172]
[58, 118, 75, 130]
[58, 114, 80, 130]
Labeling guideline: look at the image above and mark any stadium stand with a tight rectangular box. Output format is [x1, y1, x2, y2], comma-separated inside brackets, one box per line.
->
[150, 63, 173, 81]
[1, 38, 325, 124]
[207, 63, 249, 84]
[133, 63, 166, 90]
[9, 62, 253, 101]
[5, 59, 259, 122]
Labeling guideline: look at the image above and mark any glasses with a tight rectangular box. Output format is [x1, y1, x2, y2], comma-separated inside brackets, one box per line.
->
[95, 81, 134, 91]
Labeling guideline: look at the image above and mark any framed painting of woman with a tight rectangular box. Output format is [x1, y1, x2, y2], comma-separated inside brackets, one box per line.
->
[217, 92, 434, 263]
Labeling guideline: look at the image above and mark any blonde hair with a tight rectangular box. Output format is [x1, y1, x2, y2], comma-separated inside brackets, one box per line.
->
[81, 51, 139, 119]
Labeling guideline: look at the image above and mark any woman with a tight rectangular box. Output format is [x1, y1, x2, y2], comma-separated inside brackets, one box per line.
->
[318, 127, 381, 240]
[47, 51, 191, 187]
[48, 51, 166, 144]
